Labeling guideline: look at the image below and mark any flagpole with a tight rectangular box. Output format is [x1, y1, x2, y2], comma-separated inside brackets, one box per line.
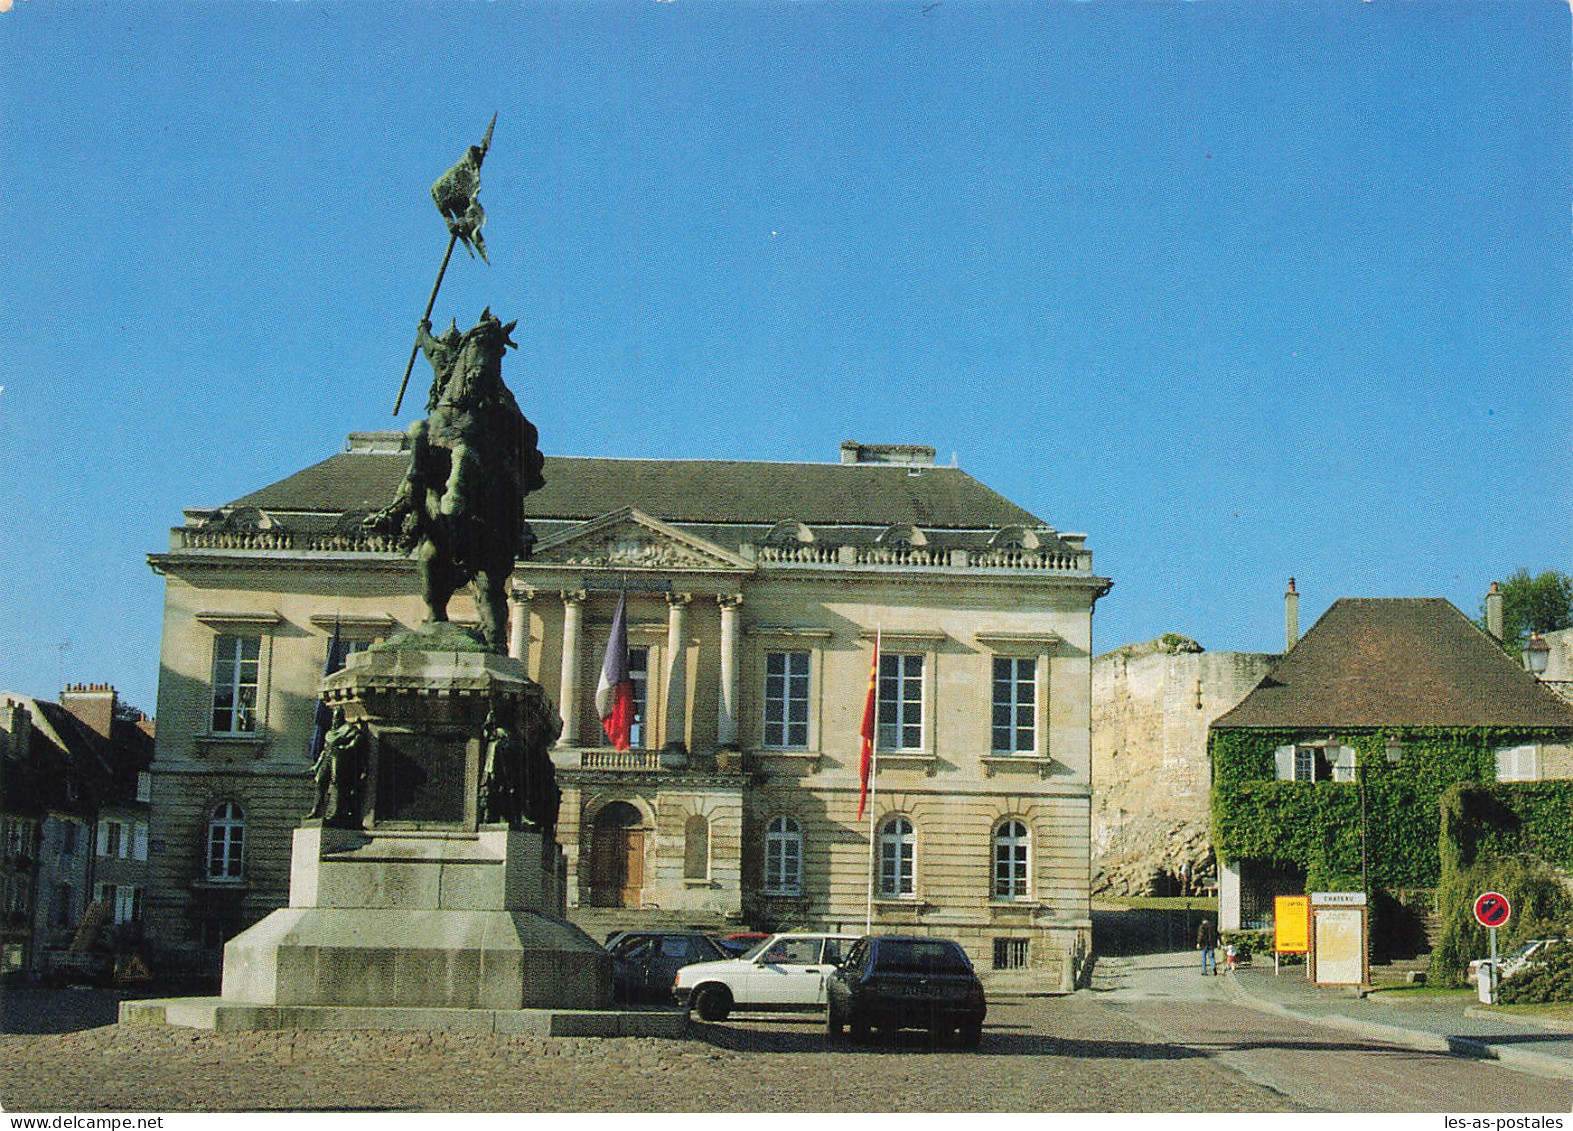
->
[392, 113, 498, 416]
[865, 627, 880, 936]
[392, 232, 460, 416]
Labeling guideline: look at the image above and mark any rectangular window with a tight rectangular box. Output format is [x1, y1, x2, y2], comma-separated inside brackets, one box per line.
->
[210, 634, 261, 733]
[993, 937, 1030, 970]
[51, 884, 73, 929]
[878, 817, 915, 897]
[628, 647, 649, 748]
[994, 821, 1030, 899]
[59, 822, 77, 857]
[877, 654, 924, 751]
[100, 821, 122, 858]
[991, 657, 1036, 753]
[1291, 746, 1331, 782]
[763, 651, 811, 748]
[136, 771, 152, 803]
[764, 817, 802, 895]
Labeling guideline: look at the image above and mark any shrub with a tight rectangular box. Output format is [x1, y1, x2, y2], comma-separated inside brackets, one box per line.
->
[1221, 929, 1272, 958]
[1430, 856, 1573, 987]
[1498, 942, 1573, 1005]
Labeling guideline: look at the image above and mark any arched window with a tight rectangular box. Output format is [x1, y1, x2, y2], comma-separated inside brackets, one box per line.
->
[764, 816, 802, 895]
[206, 802, 245, 882]
[994, 819, 1029, 899]
[878, 816, 915, 898]
[683, 814, 710, 880]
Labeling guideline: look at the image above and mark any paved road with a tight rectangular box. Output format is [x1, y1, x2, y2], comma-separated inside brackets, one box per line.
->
[1091, 952, 1573, 1113]
[1, 971, 1569, 1112]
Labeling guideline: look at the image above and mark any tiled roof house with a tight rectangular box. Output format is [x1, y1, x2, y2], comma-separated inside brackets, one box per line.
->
[1209, 597, 1573, 934]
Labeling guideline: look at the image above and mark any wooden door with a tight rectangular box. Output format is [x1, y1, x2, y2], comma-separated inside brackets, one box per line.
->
[590, 802, 645, 908]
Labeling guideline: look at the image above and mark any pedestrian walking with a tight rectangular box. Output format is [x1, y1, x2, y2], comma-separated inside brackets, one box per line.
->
[1225, 941, 1238, 974]
[1197, 917, 1219, 975]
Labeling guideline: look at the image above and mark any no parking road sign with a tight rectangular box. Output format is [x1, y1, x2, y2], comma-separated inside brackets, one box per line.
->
[1474, 891, 1512, 929]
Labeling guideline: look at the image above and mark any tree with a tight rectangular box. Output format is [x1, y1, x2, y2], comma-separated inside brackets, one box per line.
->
[1481, 569, 1573, 652]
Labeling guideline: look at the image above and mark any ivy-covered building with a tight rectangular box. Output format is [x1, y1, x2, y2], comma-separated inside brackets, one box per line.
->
[1209, 597, 1573, 932]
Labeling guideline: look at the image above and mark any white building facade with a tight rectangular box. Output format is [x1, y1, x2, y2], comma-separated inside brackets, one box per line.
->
[146, 437, 1109, 989]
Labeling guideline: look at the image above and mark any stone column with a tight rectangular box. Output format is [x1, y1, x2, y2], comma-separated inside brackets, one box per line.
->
[717, 595, 743, 750]
[508, 586, 534, 661]
[663, 592, 691, 755]
[558, 590, 586, 746]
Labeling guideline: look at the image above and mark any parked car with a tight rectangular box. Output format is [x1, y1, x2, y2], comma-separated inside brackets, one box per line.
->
[713, 932, 771, 958]
[1470, 937, 1567, 985]
[674, 932, 860, 1021]
[606, 930, 727, 1004]
[825, 935, 986, 1047]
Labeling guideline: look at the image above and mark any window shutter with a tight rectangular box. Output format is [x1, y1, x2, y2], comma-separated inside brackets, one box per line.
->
[1333, 746, 1357, 782]
[96, 823, 109, 857]
[1274, 745, 1295, 781]
[1495, 745, 1539, 782]
[133, 823, 149, 862]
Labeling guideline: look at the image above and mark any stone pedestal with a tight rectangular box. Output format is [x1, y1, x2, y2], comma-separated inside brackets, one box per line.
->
[219, 624, 613, 1012]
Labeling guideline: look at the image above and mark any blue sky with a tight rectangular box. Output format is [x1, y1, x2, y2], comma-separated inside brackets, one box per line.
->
[1, 1, 1568, 716]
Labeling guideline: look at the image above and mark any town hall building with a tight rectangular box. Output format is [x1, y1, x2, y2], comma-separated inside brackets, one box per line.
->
[145, 436, 1110, 990]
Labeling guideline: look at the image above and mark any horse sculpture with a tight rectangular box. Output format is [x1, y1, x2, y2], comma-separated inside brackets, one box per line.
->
[368, 309, 545, 652]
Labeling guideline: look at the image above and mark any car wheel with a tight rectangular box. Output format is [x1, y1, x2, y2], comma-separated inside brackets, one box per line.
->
[693, 984, 732, 1023]
[959, 1022, 982, 1049]
[850, 1016, 870, 1044]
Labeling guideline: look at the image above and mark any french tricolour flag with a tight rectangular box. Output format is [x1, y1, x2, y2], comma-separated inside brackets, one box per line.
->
[596, 595, 634, 751]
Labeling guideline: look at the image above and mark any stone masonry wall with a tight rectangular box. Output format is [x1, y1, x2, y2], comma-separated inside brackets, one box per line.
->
[1091, 639, 1275, 896]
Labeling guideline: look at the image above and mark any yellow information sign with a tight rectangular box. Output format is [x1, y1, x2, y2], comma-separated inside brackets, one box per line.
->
[1274, 895, 1310, 953]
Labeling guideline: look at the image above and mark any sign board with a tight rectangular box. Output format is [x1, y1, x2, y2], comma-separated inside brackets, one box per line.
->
[1274, 895, 1310, 954]
[1312, 906, 1368, 985]
[1310, 891, 1367, 907]
[1473, 891, 1511, 929]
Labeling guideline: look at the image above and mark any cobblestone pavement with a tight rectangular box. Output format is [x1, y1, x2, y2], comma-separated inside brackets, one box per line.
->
[6, 966, 1570, 1113]
[0, 995, 1291, 1113]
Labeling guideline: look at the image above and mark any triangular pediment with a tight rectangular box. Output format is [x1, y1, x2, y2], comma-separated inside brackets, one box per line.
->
[529, 508, 753, 572]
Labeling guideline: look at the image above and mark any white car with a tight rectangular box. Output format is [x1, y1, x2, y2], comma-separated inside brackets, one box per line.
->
[1470, 937, 1565, 984]
[674, 932, 860, 1021]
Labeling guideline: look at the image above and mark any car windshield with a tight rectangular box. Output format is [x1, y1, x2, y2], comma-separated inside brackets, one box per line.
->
[738, 936, 778, 961]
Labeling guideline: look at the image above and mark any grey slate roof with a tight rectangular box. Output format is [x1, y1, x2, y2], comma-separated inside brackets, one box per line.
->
[229, 452, 1049, 532]
[1212, 598, 1573, 730]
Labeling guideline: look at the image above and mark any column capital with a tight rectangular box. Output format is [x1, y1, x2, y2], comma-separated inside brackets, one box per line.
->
[666, 591, 692, 609]
[509, 585, 537, 604]
[717, 593, 744, 611]
[560, 589, 587, 606]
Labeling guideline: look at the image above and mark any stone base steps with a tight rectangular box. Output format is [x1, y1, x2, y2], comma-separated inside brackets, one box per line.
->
[119, 997, 688, 1038]
[568, 907, 738, 945]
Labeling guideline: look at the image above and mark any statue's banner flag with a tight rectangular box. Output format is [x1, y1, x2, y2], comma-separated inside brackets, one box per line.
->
[431, 116, 495, 263]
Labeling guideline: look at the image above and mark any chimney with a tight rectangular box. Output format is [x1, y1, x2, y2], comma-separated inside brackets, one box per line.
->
[839, 441, 936, 467]
[60, 682, 117, 740]
[1285, 578, 1299, 651]
[1, 697, 34, 758]
[1485, 582, 1504, 641]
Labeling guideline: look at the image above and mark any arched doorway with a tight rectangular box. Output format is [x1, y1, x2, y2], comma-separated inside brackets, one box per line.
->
[589, 801, 646, 908]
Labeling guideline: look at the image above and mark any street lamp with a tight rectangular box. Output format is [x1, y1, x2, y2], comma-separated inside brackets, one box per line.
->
[1523, 633, 1550, 676]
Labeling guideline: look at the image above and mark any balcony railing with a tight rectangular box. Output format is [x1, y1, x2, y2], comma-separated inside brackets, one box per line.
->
[580, 748, 663, 771]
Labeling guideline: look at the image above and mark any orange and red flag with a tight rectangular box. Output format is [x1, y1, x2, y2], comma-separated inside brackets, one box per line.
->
[857, 635, 880, 819]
